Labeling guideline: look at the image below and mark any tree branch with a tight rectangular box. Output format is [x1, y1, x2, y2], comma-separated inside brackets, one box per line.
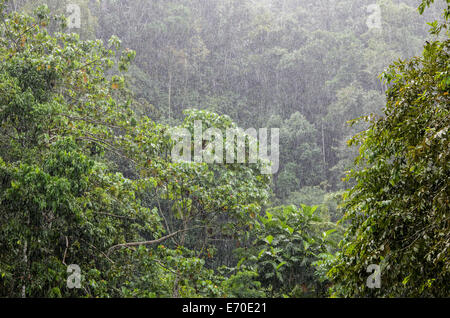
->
[107, 226, 204, 255]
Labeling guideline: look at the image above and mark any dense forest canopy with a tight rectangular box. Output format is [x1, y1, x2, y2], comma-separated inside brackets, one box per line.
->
[0, 0, 448, 298]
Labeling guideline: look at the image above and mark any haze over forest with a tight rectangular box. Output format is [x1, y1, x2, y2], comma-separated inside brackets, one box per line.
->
[0, 0, 448, 298]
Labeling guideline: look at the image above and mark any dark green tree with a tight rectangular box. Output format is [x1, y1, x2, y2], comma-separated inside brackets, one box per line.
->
[328, 3, 449, 296]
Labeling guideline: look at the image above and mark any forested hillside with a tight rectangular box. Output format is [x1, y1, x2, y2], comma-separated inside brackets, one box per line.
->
[0, 0, 448, 298]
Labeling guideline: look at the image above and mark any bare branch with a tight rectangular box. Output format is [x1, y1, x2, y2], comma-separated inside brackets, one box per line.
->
[107, 226, 204, 255]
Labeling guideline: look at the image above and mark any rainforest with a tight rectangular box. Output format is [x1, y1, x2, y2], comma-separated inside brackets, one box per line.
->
[0, 0, 448, 299]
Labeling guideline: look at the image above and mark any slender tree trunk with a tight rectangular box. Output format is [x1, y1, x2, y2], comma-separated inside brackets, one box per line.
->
[172, 214, 189, 298]
[168, 70, 172, 121]
[21, 240, 27, 298]
[321, 120, 326, 165]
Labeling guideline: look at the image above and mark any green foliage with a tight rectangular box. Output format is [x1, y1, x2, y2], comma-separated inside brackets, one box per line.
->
[237, 205, 338, 297]
[328, 27, 449, 297]
[1, 0, 448, 299]
[220, 267, 266, 298]
[0, 2, 274, 297]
